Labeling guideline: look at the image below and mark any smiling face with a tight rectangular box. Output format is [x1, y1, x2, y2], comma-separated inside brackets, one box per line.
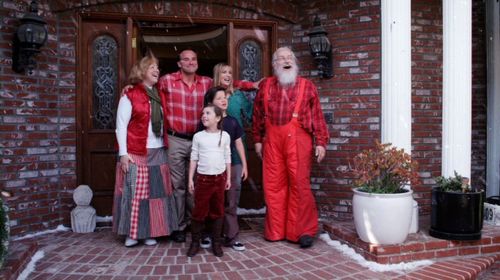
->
[201, 106, 222, 130]
[211, 90, 228, 111]
[218, 66, 233, 88]
[272, 47, 298, 86]
[143, 62, 159, 87]
[177, 50, 198, 75]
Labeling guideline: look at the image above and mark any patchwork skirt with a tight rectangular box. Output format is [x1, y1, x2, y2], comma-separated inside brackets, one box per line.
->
[112, 148, 179, 240]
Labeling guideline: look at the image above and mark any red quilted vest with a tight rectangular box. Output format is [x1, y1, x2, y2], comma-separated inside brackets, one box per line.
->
[123, 84, 168, 155]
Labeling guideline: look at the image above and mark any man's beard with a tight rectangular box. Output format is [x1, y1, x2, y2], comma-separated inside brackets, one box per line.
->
[274, 66, 298, 87]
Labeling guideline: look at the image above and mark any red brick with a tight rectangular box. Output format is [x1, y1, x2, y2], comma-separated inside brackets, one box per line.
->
[481, 245, 500, 254]
[459, 247, 480, 256]
[424, 240, 449, 250]
[401, 242, 425, 253]
[435, 249, 459, 258]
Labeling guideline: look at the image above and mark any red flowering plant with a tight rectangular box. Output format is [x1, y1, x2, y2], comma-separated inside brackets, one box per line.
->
[352, 141, 419, 194]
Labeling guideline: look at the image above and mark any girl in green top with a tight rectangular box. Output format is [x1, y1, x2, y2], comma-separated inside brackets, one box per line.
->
[208, 63, 256, 251]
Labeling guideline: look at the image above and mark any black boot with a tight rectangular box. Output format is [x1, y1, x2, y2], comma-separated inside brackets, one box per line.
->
[187, 220, 203, 257]
[212, 218, 224, 257]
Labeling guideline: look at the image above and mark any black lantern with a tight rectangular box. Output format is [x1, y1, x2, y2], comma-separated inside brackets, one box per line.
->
[307, 16, 333, 79]
[12, 0, 48, 74]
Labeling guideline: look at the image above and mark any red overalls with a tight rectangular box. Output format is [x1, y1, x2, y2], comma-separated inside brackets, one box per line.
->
[262, 79, 319, 242]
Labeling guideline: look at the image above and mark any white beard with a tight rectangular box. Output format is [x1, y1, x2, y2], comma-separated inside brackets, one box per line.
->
[275, 66, 298, 87]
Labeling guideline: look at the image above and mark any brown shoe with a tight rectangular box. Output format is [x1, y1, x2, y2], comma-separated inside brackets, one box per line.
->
[186, 220, 203, 257]
[187, 241, 200, 257]
[212, 218, 224, 257]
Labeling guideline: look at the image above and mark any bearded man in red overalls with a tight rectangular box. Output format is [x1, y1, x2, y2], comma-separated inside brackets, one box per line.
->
[252, 47, 329, 248]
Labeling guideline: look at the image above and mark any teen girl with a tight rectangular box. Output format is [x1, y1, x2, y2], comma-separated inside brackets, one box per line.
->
[202, 84, 249, 251]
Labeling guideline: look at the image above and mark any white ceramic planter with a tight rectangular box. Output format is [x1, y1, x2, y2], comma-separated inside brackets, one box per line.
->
[352, 188, 414, 245]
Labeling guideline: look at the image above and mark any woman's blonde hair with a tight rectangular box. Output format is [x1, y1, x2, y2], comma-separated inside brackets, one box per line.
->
[128, 51, 159, 84]
[212, 63, 233, 94]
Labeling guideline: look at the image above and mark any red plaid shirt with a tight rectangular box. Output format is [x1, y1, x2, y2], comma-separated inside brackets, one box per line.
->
[252, 76, 329, 147]
[157, 71, 212, 135]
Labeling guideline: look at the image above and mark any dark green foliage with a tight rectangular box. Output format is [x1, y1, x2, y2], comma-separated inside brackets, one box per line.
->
[434, 171, 466, 192]
[0, 199, 9, 268]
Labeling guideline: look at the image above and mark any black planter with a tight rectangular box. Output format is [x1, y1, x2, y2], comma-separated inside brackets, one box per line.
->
[429, 189, 484, 240]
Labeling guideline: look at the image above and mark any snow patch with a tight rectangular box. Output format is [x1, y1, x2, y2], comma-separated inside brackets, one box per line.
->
[16, 250, 44, 280]
[13, 225, 70, 241]
[237, 206, 266, 215]
[319, 233, 433, 272]
[96, 215, 113, 222]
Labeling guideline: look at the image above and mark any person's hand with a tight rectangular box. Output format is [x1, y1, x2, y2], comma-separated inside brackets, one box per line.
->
[188, 179, 194, 194]
[241, 165, 248, 181]
[120, 155, 134, 173]
[252, 78, 264, 89]
[315, 146, 326, 163]
[120, 85, 133, 97]
[255, 143, 263, 160]
[225, 179, 231, 190]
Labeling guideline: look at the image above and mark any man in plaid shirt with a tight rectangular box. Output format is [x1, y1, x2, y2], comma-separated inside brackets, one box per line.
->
[252, 47, 329, 249]
[157, 49, 256, 243]
[155, 49, 211, 242]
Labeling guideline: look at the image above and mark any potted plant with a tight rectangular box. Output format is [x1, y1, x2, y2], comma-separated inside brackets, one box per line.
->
[351, 141, 419, 245]
[430, 171, 484, 240]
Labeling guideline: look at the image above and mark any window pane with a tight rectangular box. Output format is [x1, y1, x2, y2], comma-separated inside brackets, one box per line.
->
[92, 35, 118, 130]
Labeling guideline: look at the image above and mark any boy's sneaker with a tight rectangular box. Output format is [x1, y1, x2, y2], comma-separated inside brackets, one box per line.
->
[200, 237, 212, 249]
[232, 241, 246, 251]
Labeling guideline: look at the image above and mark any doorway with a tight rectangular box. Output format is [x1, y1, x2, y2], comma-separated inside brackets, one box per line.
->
[77, 14, 276, 216]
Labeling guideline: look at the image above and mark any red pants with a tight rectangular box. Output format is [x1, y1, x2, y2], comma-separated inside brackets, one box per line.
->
[263, 119, 318, 242]
[192, 172, 226, 222]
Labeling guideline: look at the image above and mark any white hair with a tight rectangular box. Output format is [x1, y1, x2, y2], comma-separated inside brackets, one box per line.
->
[272, 47, 299, 86]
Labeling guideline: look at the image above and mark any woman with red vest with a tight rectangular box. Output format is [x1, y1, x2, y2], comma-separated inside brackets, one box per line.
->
[113, 53, 178, 247]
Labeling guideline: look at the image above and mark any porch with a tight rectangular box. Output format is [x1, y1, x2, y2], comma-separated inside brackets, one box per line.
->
[1, 217, 499, 280]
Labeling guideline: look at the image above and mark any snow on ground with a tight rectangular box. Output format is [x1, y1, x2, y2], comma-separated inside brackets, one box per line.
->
[13, 225, 70, 241]
[237, 206, 266, 215]
[319, 233, 433, 272]
[16, 250, 44, 280]
[96, 216, 113, 222]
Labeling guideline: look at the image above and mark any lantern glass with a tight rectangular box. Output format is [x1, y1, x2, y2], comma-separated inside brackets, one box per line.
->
[12, 0, 47, 74]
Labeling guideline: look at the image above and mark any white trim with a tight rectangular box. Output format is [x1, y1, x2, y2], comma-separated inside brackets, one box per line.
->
[381, 0, 412, 154]
[442, 0, 472, 179]
[486, 0, 500, 197]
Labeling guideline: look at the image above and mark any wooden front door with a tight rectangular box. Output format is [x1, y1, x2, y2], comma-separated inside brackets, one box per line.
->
[77, 18, 128, 216]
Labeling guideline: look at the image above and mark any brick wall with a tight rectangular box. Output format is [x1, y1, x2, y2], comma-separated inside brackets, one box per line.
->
[471, 0, 487, 191]
[0, 0, 76, 235]
[411, 0, 443, 214]
[293, 1, 382, 219]
[0, 0, 488, 235]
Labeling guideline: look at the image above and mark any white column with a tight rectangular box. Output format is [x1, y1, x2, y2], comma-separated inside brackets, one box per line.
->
[442, 0, 472, 178]
[486, 0, 500, 197]
[381, 0, 412, 153]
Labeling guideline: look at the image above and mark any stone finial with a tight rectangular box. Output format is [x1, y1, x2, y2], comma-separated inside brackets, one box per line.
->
[73, 185, 93, 206]
[71, 185, 96, 233]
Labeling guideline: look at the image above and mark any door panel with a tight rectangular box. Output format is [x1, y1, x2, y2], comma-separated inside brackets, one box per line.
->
[229, 25, 275, 210]
[78, 20, 127, 216]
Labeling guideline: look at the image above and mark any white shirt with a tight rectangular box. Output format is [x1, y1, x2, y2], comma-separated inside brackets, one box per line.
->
[115, 94, 163, 156]
[190, 130, 231, 175]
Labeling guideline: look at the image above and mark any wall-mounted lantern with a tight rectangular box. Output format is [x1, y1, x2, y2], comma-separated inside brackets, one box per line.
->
[12, 0, 48, 74]
[307, 16, 333, 79]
